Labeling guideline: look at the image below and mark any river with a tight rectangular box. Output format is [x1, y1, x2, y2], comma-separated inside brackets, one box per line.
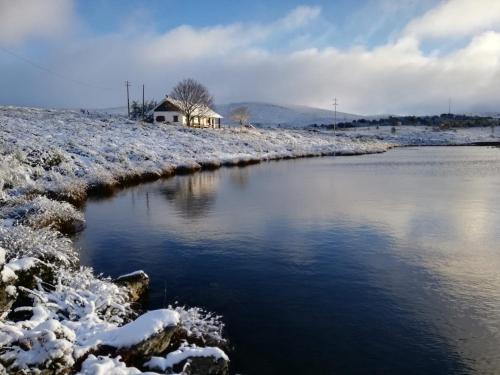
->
[75, 146, 500, 375]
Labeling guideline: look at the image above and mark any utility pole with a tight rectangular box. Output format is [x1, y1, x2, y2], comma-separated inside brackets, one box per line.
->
[142, 84, 145, 120]
[333, 97, 338, 136]
[333, 97, 338, 157]
[448, 97, 451, 115]
[125, 80, 131, 119]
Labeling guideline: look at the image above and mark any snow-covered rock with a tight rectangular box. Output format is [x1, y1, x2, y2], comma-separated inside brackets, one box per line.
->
[145, 343, 229, 375]
[78, 355, 161, 375]
[83, 309, 179, 351]
[115, 271, 150, 302]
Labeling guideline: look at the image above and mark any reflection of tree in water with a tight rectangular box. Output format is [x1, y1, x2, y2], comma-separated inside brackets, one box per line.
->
[229, 167, 250, 189]
[161, 173, 219, 218]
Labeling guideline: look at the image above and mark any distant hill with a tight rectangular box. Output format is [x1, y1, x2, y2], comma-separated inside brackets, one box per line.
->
[94, 106, 128, 115]
[95, 102, 382, 128]
[215, 102, 373, 128]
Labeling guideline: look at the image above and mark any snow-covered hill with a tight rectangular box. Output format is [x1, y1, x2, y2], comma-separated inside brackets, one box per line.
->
[96, 102, 377, 128]
[216, 102, 368, 127]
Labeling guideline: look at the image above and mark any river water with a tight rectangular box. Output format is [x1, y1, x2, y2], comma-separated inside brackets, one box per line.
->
[75, 146, 500, 375]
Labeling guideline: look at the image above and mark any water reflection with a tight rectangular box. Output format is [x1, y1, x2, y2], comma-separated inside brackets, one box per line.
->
[229, 167, 250, 189]
[161, 173, 220, 219]
[76, 147, 500, 375]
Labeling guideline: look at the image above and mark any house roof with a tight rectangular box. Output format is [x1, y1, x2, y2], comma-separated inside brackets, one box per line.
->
[153, 96, 223, 118]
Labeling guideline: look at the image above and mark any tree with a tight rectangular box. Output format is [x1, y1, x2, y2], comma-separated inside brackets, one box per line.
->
[230, 106, 250, 126]
[170, 78, 214, 127]
[130, 100, 157, 120]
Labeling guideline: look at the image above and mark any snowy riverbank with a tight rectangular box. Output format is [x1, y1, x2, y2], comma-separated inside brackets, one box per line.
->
[0, 106, 498, 374]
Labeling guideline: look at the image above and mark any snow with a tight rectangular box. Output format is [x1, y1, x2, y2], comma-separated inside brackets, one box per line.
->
[0, 105, 392, 207]
[1, 256, 39, 282]
[0, 247, 5, 265]
[0, 317, 76, 371]
[78, 355, 162, 375]
[216, 102, 368, 127]
[145, 344, 228, 372]
[116, 270, 149, 280]
[82, 309, 179, 350]
[0, 195, 84, 231]
[0, 105, 498, 373]
[344, 125, 500, 146]
[5, 285, 16, 297]
[171, 305, 226, 345]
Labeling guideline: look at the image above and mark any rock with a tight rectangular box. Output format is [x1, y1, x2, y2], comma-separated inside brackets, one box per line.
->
[114, 270, 149, 302]
[0, 282, 16, 316]
[84, 309, 179, 368]
[93, 325, 178, 367]
[178, 356, 229, 375]
[8, 260, 53, 290]
[0, 257, 52, 316]
[145, 345, 229, 375]
[119, 325, 177, 365]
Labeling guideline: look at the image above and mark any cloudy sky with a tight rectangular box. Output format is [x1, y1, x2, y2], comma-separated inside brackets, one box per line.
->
[1, 0, 500, 115]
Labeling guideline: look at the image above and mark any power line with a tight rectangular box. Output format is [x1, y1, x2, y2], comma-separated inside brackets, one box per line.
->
[0, 46, 118, 92]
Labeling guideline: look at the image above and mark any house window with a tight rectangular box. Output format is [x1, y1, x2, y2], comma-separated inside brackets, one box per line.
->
[156, 116, 165, 122]
[173, 115, 179, 122]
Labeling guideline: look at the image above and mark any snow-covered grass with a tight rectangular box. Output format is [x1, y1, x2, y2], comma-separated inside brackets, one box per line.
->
[0, 106, 391, 203]
[343, 125, 499, 146]
[0, 106, 497, 374]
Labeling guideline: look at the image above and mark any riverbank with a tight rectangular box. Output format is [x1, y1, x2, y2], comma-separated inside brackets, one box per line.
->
[0, 106, 498, 374]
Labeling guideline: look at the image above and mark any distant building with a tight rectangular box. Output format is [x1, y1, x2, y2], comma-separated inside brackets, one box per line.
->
[152, 96, 222, 128]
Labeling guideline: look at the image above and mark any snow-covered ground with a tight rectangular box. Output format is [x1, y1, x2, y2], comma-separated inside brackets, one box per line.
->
[343, 125, 500, 145]
[215, 102, 370, 127]
[0, 106, 498, 374]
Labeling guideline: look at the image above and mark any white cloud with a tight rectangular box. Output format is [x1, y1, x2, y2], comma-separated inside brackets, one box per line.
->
[275, 5, 322, 31]
[1, 2, 500, 115]
[0, 0, 75, 45]
[405, 0, 500, 39]
[143, 5, 321, 63]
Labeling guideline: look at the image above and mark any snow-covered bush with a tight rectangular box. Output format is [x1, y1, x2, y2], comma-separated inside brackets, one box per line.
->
[0, 195, 84, 233]
[0, 225, 77, 266]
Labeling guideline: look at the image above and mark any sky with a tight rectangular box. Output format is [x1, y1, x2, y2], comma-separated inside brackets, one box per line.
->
[1, 0, 500, 115]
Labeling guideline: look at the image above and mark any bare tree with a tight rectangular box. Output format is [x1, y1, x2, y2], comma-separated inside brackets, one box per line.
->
[170, 79, 214, 127]
[230, 106, 250, 126]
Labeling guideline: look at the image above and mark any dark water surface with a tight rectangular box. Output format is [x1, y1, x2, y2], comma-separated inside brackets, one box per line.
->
[75, 147, 500, 375]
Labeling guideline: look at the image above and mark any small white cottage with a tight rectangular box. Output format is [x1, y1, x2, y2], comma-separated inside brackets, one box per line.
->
[152, 96, 222, 128]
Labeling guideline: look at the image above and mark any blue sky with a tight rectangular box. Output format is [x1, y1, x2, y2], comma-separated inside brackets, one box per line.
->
[1, 0, 500, 115]
[75, 0, 436, 50]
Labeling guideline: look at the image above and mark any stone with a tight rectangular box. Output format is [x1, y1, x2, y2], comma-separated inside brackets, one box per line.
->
[178, 356, 229, 375]
[114, 270, 150, 302]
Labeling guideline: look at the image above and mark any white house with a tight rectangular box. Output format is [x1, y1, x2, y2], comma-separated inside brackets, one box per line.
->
[152, 96, 222, 128]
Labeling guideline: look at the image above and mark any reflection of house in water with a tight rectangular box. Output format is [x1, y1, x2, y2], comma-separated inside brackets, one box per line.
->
[229, 168, 250, 189]
[161, 173, 220, 218]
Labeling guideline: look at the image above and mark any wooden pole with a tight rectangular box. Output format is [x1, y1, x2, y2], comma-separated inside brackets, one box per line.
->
[126, 80, 130, 119]
[333, 98, 338, 157]
[142, 84, 145, 120]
